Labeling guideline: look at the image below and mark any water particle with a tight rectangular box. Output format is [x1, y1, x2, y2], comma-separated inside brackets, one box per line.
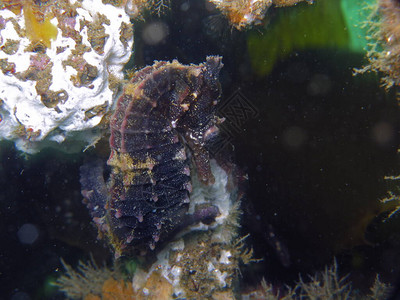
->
[17, 223, 39, 245]
[142, 22, 169, 46]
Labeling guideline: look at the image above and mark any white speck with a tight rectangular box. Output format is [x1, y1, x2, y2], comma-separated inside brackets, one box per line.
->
[219, 250, 232, 264]
[243, 14, 252, 22]
[207, 262, 215, 272]
[171, 266, 182, 277]
[214, 269, 228, 287]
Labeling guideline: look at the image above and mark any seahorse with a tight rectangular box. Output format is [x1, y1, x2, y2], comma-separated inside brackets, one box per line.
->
[80, 56, 223, 256]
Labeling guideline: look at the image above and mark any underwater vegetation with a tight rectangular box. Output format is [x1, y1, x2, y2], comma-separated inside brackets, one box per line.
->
[250, 263, 391, 299]
[56, 258, 117, 300]
[354, 0, 400, 219]
[208, 0, 313, 30]
[58, 259, 392, 299]
[340, 0, 374, 53]
[247, 0, 351, 77]
[355, 0, 400, 89]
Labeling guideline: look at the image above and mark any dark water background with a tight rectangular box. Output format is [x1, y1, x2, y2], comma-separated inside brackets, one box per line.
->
[2, 0, 400, 299]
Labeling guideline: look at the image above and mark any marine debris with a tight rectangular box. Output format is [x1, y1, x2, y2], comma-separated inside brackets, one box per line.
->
[208, 0, 313, 30]
[0, 0, 134, 153]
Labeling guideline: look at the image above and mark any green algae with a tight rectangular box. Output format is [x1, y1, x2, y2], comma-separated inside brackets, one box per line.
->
[247, 0, 350, 77]
[340, 0, 374, 53]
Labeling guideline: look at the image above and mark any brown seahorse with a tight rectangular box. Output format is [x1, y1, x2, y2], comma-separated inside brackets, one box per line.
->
[80, 56, 224, 256]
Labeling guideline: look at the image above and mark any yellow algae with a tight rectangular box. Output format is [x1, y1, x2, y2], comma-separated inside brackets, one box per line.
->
[23, 2, 58, 48]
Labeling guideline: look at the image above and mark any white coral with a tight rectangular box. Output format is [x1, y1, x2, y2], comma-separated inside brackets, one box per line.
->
[0, 0, 133, 153]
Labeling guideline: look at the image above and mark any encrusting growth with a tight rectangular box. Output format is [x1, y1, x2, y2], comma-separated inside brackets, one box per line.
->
[0, 0, 135, 153]
[208, 0, 313, 29]
[355, 0, 400, 218]
[355, 0, 400, 89]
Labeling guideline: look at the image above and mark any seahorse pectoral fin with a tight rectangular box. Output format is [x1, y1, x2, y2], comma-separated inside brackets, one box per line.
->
[80, 160, 109, 219]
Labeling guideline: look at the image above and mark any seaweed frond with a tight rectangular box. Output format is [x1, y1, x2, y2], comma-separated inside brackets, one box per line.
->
[148, 0, 170, 16]
[260, 277, 296, 299]
[366, 275, 392, 300]
[217, 199, 242, 242]
[232, 234, 260, 265]
[381, 174, 400, 219]
[251, 261, 391, 299]
[55, 256, 113, 299]
[296, 260, 352, 299]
